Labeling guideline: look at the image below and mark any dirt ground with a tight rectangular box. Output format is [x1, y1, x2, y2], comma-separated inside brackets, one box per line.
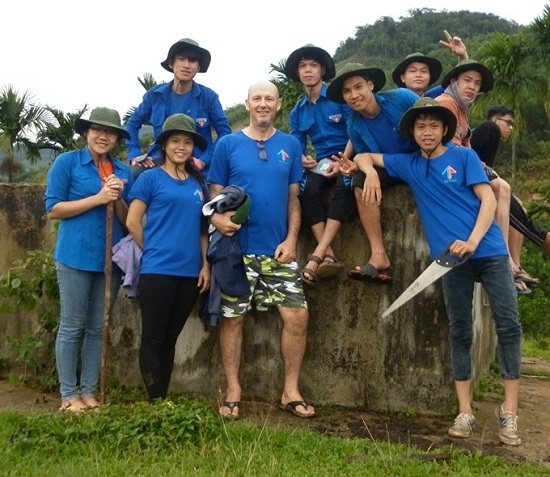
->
[1, 357, 549, 468]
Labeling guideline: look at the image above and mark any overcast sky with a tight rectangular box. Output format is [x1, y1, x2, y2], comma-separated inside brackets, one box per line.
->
[1, 1, 548, 120]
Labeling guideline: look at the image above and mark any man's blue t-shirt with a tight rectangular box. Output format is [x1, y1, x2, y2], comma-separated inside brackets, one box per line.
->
[208, 130, 303, 255]
[383, 147, 508, 260]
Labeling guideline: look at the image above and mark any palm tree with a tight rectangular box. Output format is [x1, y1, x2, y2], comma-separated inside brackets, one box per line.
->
[0, 85, 51, 182]
[36, 105, 88, 154]
[269, 60, 303, 132]
[122, 73, 159, 124]
[475, 31, 547, 176]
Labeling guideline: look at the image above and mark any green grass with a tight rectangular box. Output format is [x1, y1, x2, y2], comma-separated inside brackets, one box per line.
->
[522, 338, 550, 360]
[0, 399, 548, 476]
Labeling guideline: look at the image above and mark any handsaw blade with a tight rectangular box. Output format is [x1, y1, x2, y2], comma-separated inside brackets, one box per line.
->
[382, 246, 472, 319]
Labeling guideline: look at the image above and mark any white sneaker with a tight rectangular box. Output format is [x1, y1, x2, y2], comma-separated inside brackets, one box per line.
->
[448, 413, 475, 438]
[496, 404, 522, 446]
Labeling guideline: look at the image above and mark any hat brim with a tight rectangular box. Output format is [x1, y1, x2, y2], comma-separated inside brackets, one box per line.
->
[75, 119, 130, 140]
[326, 68, 386, 104]
[392, 55, 442, 88]
[155, 128, 207, 151]
[161, 42, 211, 73]
[441, 62, 493, 93]
[284, 46, 335, 82]
[398, 104, 457, 145]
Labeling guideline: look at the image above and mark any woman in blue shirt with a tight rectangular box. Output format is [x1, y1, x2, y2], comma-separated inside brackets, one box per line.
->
[126, 113, 210, 400]
[45, 107, 132, 412]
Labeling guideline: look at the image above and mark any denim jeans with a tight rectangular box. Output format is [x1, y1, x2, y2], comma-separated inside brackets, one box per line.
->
[442, 255, 522, 381]
[55, 261, 121, 401]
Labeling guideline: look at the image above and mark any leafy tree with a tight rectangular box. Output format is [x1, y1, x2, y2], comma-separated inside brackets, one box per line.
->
[475, 31, 546, 175]
[36, 105, 88, 154]
[0, 85, 51, 182]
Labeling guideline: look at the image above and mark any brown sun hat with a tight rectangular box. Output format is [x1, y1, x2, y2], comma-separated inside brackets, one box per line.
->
[155, 113, 207, 151]
[392, 52, 443, 88]
[398, 97, 457, 144]
[326, 63, 386, 104]
[284, 44, 336, 82]
[160, 38, 211, 73]
[440, 59, 494, 93]
[75, 107, 129, 140]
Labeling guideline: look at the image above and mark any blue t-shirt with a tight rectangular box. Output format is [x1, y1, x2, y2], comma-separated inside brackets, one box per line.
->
[383, 147, 508, 260]
[289, 84, 351, 159]
[208, 130, 303, 255]
[125, 81, 231, 168]
[348, 88, 419, 154]
[45, 147, 133, 272]
[129, 167, 205, 277]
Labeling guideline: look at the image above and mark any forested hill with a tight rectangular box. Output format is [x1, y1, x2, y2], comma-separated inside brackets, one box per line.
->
[332, 8, 520, 81]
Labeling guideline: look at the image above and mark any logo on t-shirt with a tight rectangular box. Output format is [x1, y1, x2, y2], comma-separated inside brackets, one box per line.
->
[329, 114, 342, 123]
[278, 149, 290, 163]
[196, 118, 207, 127]
[194, 188, 204, 203]
[441, 165, 457, 183]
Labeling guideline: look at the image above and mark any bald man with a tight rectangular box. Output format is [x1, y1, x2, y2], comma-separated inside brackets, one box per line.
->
[208, 81, 316, 420]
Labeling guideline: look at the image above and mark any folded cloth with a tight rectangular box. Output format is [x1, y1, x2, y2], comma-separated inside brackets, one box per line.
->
[201, 185, 250, 326]
[112, 235, 142, 298]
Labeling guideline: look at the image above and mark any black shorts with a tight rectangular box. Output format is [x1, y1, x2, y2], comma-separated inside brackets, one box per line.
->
[351, 166, 405, 190]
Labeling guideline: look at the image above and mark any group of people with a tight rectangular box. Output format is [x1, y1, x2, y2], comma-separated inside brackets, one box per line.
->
[44, 32, 549, 446]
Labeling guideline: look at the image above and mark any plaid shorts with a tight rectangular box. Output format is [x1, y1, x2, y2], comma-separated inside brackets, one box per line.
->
[220, 254, 308, 318]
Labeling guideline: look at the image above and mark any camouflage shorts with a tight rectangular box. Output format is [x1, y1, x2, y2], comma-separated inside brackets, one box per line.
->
[220, 254, 308, 318]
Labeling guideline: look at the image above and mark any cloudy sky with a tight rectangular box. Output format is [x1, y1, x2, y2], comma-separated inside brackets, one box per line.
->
[1, 1, 547, 119]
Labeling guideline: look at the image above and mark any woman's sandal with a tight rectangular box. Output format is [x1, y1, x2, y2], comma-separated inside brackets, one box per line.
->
[300, 254, 322, 286]
[81, 396, 101, 410]
[317, 254, 344, 278]
[59, 397, 88, 413]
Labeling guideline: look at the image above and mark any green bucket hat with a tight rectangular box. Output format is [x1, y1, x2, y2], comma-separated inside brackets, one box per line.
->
[75, 107, 129, 140]
[155, 113, 207, 151]
[161, 38, 211, 73]
[440, 59, 494, 93]
[284, 44, 336, 82]
[326, 63, 386, 104]
[391, 52, 442, 88]
[398, 97, 457, 145]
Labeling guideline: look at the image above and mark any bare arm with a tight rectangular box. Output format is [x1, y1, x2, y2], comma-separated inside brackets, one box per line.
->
[126, 199, 147, 248]
[197, 233, 211, 293]
[449, 183, 496, 257]
[274, 182, 301, 263]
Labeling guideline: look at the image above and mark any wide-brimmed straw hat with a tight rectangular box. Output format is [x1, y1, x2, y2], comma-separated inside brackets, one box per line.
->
[326, 63, 386, 104]
[392, 52, 442, 88]
[155, 113, 207, 151]
[284, 44, 336, 82]
[440, 59, 494, 93]
[398, 97, 457, 144]
[75, 107, 129, 140]
[160, 38, 211, 73]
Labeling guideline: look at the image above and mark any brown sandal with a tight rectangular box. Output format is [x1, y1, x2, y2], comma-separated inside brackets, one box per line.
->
[300, 254, 322, 286]
[317, 254, 344, 278]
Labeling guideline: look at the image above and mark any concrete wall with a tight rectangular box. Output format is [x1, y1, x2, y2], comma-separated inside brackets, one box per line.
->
[0, 184, 497, 412]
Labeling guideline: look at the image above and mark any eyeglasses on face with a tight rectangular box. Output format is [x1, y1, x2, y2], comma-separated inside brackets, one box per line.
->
[496, 117, 514, 128]
[256, 140, 267, 160]
[89, 125, 118, 138]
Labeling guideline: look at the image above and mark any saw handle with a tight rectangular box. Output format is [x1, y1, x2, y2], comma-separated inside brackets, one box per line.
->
[435, 245, 473, 268]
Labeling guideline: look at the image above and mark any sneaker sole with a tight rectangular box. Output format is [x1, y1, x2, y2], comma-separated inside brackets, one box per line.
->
[499, 434, 522, 446]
